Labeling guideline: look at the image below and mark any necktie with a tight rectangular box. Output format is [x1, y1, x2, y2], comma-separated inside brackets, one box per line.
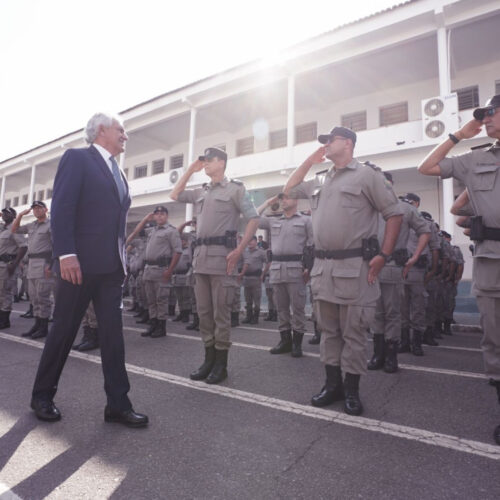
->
[110, 156, 125, 202]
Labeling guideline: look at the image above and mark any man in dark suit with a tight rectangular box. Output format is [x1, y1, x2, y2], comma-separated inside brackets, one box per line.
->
[31, 112, 148, 427]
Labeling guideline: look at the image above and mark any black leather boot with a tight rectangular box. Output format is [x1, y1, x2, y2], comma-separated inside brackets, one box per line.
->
[367, 333, 385, 370]
[398, 327, 411, 353]
[434, 320, 443, 339]
[151, 319, 166, 338]
[384, 339, 399, 373]
[0, 310, 11, 329]
[73, 325, 91, 350]
[31, 318, 49, 339]
[181, 310, 190, 323]
[78, 327, 99, 351]
[250, 308, 260, 324]
[422, 326, 439, 346]
[311, 365, 344, 407]
[271, 309, 278, 322]
[172, 311, 184, 322]
[133, 307, 145, 318]
[168, 305, 176, 316]
[343, 373, 363, 416]
[141, 318, 158, 337]
[231, 312, 240, 327]
[291, 331, 304, 358]
[205, 349, 228, 384]
[22, 317, 41, 337]
[411, 330, 424, 356]
[443, 319, 452, 335]
[242, 307, 252, 324]
[309, 322, 321, 345]
[190, 346, 216, 380]
[270, 330, 292, 354]
[186, 313, 199, 331]
[20, 304, 34, 318]
[136, 309, 150, 324]
[264, 309, 273, 321]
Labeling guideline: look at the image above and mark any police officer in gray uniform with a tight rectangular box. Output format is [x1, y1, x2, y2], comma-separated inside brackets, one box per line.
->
[171, 147, 259, 384]
[172, 233, 193, 323]
[12, 201, 54, 339]
[418, 94, 500, 445]
[0, 207, 27, 329]
[285, 126, 402, 415]
[258, 193, 314, 357]
[368, 176, 430, 373]
[127, 207, 182, 338]
[239, 236, 267, 324]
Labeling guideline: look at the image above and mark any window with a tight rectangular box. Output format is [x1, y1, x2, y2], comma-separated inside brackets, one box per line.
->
[214, 144, 226, 151]
[5, 199, 11, 208]
[380, 102, 408, 126]
[495, 80, 500, 96]
[38, 190, 44, 201]
[169, 154, 183, 170]
[341, 111, 367, 132]
[13, 196, 19, 206]
[453, 85, 479, 110]
[152, 159, 165, 175]
[269, 129, 287, 149]
[134, 164, 148, 179]
[295, 122, 317, 144]
[46, 188, 53, 199]
[236, 137, 254, 156]
[22, 194, 28, 205]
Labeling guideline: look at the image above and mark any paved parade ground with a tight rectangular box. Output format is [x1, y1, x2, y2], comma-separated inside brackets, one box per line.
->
[1, 305, 499, 499]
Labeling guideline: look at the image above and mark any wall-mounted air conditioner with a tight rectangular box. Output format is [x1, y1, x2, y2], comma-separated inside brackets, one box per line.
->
[421, 93, 459, 143]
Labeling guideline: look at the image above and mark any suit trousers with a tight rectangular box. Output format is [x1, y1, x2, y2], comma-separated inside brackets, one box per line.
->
[32, 270, 131, 412]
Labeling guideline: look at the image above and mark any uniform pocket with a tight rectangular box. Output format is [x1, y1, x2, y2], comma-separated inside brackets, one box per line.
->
[340, 184, 363, 208]
[214, 195, 232, 212]
[331, 260, 362, 300]
[270, 224, 281, 237]
[471, 164, 498, 191]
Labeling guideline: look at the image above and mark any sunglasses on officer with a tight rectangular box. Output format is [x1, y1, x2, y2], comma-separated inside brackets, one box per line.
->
[324, 136, 348, 145]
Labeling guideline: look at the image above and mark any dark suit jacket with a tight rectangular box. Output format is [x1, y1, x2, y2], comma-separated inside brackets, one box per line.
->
[51, 145, 131, 274]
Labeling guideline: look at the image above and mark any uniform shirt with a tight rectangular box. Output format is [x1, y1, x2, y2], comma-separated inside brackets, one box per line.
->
[0, 224, 27, 268]
[453, 245, 465, 266]
[145, 224, 182, 263]
[242, 247, 267, 279]
[174, 246, 193, 274]
[176, 177, 259, 275]
[259, 212, 313, 284]
[290, 159, 402, 305]
[128, 236, 147, 274]
[439, 143, 500, 259]
[16, 219, 53, 279]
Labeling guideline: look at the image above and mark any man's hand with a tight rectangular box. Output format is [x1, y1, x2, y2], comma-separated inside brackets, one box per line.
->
[455, 119, 483, 140]
[306, 146, 326, 166]
[44, 266, 52, 279]
[60, 256, 82, 285]
[302, 269, 310, 283]
[368, 255, 385, 285]
[226, 249, 242, 275]
[260, 273, 266, 283]
[162, 270, 173, 282]
[20, 208, 32, 216]
[424, 270, 435, 285]
[402, 256, 418, 279]
[6, 262, 16, 276]
[189, 159, 205, 173]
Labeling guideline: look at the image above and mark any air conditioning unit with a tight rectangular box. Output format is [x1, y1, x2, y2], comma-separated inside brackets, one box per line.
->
[421, 93, 459, 143]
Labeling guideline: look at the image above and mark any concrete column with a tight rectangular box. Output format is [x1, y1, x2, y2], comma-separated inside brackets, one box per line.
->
[436, 19, 455, 236]
[185, 106, 197, 223]
[28, 164, 37, 205]
[0, 176, 5, 208]
[286, 74, 295, 166]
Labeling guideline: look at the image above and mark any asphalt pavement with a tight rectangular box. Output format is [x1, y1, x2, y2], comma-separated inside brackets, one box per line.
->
[0, 301, 499, 500]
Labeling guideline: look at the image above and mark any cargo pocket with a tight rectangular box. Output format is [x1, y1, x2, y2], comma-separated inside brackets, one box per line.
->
[331, 259, 362, 300]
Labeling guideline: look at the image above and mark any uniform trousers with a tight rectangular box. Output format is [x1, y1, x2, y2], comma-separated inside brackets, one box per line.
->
[373, 280, 403, 340]
[194, 273, 236, 350]
[28, 277, 54, 319]
[231, 284, 241, 313]
[441, 280, 456, 321]
[82, 301, 97, 328]
[265, 284, 275, 311]
[0, 266, 16, 311]
[243, 278, 262, 310]
[136, 271, 147, 309]
[317, 299, 373, 375]
[174, 285, 192, 311]
[425, 277, 439, 327]
[144, 279, 171, 320]
[273, 281, 306, 333]
[401, 275, 427, 334]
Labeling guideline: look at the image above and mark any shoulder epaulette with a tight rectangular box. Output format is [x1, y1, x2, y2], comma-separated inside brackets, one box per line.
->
[363, 160, 381, 172]
[230, 179, 243, 185]
[471, 143, 493, 150]
[315, 169, 328, 176]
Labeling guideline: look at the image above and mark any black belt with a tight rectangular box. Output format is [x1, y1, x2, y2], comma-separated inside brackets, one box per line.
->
[28, 251, 52, 260]
[195, 236, 236, 248]
[145, 257, 172, 267]
[0, 253, 17, 263]
[483, 226, 500, 241]
[314, 248, 363, 260]
[244, 270, 262, 277]
[272, 254, 303, 262]
[174, 269, 190, 275]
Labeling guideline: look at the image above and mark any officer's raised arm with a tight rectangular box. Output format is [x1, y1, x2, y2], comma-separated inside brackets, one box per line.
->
[283, 147, 326, 195]
[170, 159, 204, 201]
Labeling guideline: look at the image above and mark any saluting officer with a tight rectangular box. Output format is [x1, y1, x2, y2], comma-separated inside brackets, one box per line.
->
[284, 126, 402, 415]
[11, 201, 54, 339]
[418, 94, 500, 445]
[127, 207, 182, 338]
[171, 147, 259, 384]
[0, 207, 28, 329]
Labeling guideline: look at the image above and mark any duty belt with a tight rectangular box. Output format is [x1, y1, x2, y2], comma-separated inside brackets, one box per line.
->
[272, 254, 302, 262]
[0, 253, 17, 263]
[145, 257, 172, 267]
[28, 251, 52, 260]
[195, 235, 236, 248]
[314, 248, 363, 260]
[482, 226, 500, 241]
[244, 269, 262, 277]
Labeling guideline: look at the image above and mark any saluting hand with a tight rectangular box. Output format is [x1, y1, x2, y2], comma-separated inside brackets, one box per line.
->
[189, 159, 205, 173]
[367, 255, 385, 285]
[60, 255, 82, 285]
[456, 119, 483, 140]
[305, 146, 326, 166]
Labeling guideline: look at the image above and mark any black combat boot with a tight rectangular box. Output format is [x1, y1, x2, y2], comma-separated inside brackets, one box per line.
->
[22, 317, 41, 337]
[264, 309, 273, 321]
[172, 311, 183, 322]
[190, 346, 216, 380]
[231, 312, 240, 327]
[168, 305, 176, 317]
[271, 309, 278, 321]
[343, 373, 363, 415]
[434, 320, 443, 339]
[422, 326, 439, 346]
[367, 334, 385, 370]
[205, 349, 228, 384]
[20, 304, 34, 318]
[0, 311, 11, 329]
[186, 313, 199, 331]
[78, 327, 99, 351]
[31, 318, 49, 339]
[136, 309, 150, 324]
[151, 319, 166, 338]
[398, 327, 411, 353]
[141, 318, 158, 337]
[443, 319, 452, 335]
[309, 322, 321, 345]
[270, 330, 292, 355]
[250, 308, 260, 324]
[242, 307, 252, 324]
[411, 330, 424, 356]
[291, 331, 304, 358]
[181, 310, 190, 323]
[133, 307, 145, 318]
[384, 339, 399, 373]
[73, 325, 91, 350]
[311, 365, 345, 407]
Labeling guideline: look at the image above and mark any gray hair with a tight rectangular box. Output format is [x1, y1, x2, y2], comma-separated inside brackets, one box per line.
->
[84, 112, 122, 144]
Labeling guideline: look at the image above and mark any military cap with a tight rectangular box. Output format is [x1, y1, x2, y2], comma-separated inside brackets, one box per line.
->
[31, 200, 47, 208]
[420, 211, 433, 221]
[473, 94, 500, 121]
[404, 192, 421, 203]
[1, 207, 16, 217]
[318, 126, 357, 146]
[153, 206, 168, 214]
[199, 147, 227, 162]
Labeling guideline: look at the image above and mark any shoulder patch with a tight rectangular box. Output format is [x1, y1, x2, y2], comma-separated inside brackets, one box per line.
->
[230, 179, 243, 185]
[471, 143, 493, 151]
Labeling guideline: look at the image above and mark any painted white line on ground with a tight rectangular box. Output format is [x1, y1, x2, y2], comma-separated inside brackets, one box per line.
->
[123, 327, 486, 380]
[0, 482, 23, 500]
[1, 332, 498, 462]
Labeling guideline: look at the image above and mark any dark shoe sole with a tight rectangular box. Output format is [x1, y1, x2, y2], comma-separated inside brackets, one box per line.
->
[104, 415, 148, 428]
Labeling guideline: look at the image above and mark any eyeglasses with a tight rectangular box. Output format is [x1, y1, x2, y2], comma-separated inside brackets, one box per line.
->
[325, 136, 348, 145]
[484, 107, 498, 117]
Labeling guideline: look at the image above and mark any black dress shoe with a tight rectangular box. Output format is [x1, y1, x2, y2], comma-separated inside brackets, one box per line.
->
[31, 399, 61, 422]
[104, 407, 149, 428]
